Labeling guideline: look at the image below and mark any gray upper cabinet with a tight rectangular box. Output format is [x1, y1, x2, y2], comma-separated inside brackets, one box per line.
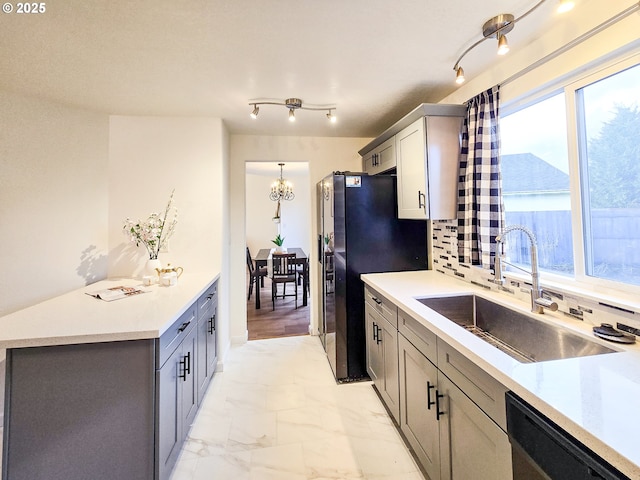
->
[362, 136, 396, 175]
[396, 115, 464, 219]
[358, 103, 465, 220]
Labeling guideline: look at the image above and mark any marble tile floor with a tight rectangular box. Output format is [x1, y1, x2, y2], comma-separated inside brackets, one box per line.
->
[170, 335, 424, 480]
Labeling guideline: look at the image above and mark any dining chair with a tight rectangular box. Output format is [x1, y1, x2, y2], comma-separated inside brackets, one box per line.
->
[246, 247, 267, 301]
[271, 252, 298, 309]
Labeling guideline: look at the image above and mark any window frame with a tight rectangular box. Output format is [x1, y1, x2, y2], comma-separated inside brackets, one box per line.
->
[500, 51, 640, 295]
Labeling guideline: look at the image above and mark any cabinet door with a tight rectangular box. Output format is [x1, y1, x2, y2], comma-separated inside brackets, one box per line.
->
[158, 346, 183, 480]
[437, 374, 512, 480]
[398, 334, 441, 480]
[396, 117, 428, 219]
[207, 303, 218, 375]
[379, 318, 400, 424]
[375, 136, 397, 173]
[181, 326, 198, 434]
[196, 310, 210, 405]
[365, 303, 382, 384]
[362, 150, 375, 174]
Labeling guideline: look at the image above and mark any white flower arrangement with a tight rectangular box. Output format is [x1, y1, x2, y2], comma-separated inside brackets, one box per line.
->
[123, 190, 177, 260]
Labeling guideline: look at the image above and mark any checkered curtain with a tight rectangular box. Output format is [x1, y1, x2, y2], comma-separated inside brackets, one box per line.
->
[457, 86, 504, 268]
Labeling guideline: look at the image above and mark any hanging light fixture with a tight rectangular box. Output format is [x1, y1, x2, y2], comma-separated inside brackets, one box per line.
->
[269, 163, 295, 202]
[248, 97, 337, 123]
[452, 0, 575, 85]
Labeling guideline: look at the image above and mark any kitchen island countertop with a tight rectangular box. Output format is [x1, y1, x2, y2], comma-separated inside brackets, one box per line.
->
[0, 272, 219, 349]
[362, 270, 640, 479]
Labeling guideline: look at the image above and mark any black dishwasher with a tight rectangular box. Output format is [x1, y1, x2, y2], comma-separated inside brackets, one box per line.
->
[505, 392, 630, 480]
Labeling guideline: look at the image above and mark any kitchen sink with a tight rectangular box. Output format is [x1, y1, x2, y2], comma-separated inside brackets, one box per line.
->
[417, 295, 616, 363]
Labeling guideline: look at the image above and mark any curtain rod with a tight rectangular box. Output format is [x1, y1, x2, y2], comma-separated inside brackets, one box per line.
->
[498, 2, 640, 89]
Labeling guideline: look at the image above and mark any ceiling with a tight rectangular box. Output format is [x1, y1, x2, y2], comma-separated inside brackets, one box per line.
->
[0, 0, 567, 138]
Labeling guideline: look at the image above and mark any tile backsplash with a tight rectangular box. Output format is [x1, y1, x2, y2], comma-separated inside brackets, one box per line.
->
[432, 220, 640, 333]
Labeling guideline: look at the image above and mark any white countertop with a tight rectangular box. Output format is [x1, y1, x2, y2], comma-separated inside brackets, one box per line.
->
[361, 270, 640, 479]
[0, 273, 219, 349]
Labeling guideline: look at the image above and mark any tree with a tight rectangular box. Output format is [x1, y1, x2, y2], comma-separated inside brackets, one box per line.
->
[587, 105, 640, 208]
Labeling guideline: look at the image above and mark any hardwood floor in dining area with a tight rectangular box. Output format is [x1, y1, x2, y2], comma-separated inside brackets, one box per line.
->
[247, 274, 310, 341]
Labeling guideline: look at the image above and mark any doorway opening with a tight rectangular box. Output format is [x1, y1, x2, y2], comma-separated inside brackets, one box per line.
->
[245, 161, 311, 340]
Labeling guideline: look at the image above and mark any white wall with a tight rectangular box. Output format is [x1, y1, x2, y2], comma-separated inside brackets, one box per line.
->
[108, 116, 224, 277]
[229, 135, 370, 343]
[245, 164, 311, 257]
[108, 116, 230, 364]
[0, 91, 109, 317]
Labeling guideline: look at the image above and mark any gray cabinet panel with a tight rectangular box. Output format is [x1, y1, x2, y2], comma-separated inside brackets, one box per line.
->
[3, 340, 155, 480]
[157, 345, 182, 480]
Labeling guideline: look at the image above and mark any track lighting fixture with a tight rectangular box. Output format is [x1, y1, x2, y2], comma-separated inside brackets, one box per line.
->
[248, 97, 337, 123]
[497, 33, 510, 55]
[452, 0, 574, 85]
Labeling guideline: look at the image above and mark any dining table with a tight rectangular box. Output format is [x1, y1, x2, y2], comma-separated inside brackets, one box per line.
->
[254, 247, 308, 309]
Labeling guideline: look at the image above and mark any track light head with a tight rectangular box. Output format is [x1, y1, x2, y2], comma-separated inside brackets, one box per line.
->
[455, 66, 465, 84]
[326, 111, 337, 123]
[557, 0, 575, 13]
[288, 108, 296, 122]
[250, 105, 259, 119]
[497, 34, 509, 55]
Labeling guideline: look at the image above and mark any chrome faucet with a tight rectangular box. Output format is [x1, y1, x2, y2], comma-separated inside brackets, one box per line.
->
[494, 225, 558, 314]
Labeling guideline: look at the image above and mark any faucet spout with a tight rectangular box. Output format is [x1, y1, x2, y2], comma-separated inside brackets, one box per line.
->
[494, 225, 556, 314]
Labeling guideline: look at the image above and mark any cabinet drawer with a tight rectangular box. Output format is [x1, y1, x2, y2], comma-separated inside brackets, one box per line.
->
[197, 281, 218, 320]
[365, 286, 397, 328]
[398, 309, 437, 364]
[437, 339, 507, 430]
[158, 304, 197, 368]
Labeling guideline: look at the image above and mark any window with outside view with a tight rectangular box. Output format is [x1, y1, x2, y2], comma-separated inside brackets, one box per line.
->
[578, 63, 640, 285]
[501, 93, 574, 276]
[500, 59, 640, 289]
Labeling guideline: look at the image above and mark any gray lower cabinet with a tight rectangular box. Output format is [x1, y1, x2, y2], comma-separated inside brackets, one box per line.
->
[397, 319, 512, 480]
[196, 283, 218, 406]
[364, 286, 400, 423]
[365, 303, 400, 423]
[3, 278, 219, 480]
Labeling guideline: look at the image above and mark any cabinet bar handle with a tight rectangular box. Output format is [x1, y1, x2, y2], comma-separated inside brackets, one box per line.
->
[209, 314, 216, 334]
[179, 357, 187, 381]
[436, 390, 445, 420]
[375, 325, 382, 344]
[178, 320, 191, 333]
[427, 381, 436, 410]
[418, 190, 426, 209]
[372, 297, 382, 305]
[373, 322, 378, 342]
[185, 351, 191, 376]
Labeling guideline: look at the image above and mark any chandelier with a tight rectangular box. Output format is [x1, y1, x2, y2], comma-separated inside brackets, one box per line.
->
[270, 163, 295, 202]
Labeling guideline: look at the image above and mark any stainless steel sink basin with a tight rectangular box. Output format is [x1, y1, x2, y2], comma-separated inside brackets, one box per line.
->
[417, 295, 616, 363]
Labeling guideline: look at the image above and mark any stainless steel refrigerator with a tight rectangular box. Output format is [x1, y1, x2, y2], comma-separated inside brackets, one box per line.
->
[317, 172, 428, 381]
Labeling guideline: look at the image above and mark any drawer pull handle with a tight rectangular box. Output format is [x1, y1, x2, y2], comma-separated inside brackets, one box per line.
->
[436, 391, 445, 420]
[178, 320, 191, 333]
[427, 381, 436, 410]
[372, 297, 382, 305]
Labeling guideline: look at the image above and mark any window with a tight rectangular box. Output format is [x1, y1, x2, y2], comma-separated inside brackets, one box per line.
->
[501, 93, 574, 276]
[501, 57, 640, 289]
[577, 63, 640, 285]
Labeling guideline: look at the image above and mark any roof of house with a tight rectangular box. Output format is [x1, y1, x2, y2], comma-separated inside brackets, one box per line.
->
[501, 153, 570, 194]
